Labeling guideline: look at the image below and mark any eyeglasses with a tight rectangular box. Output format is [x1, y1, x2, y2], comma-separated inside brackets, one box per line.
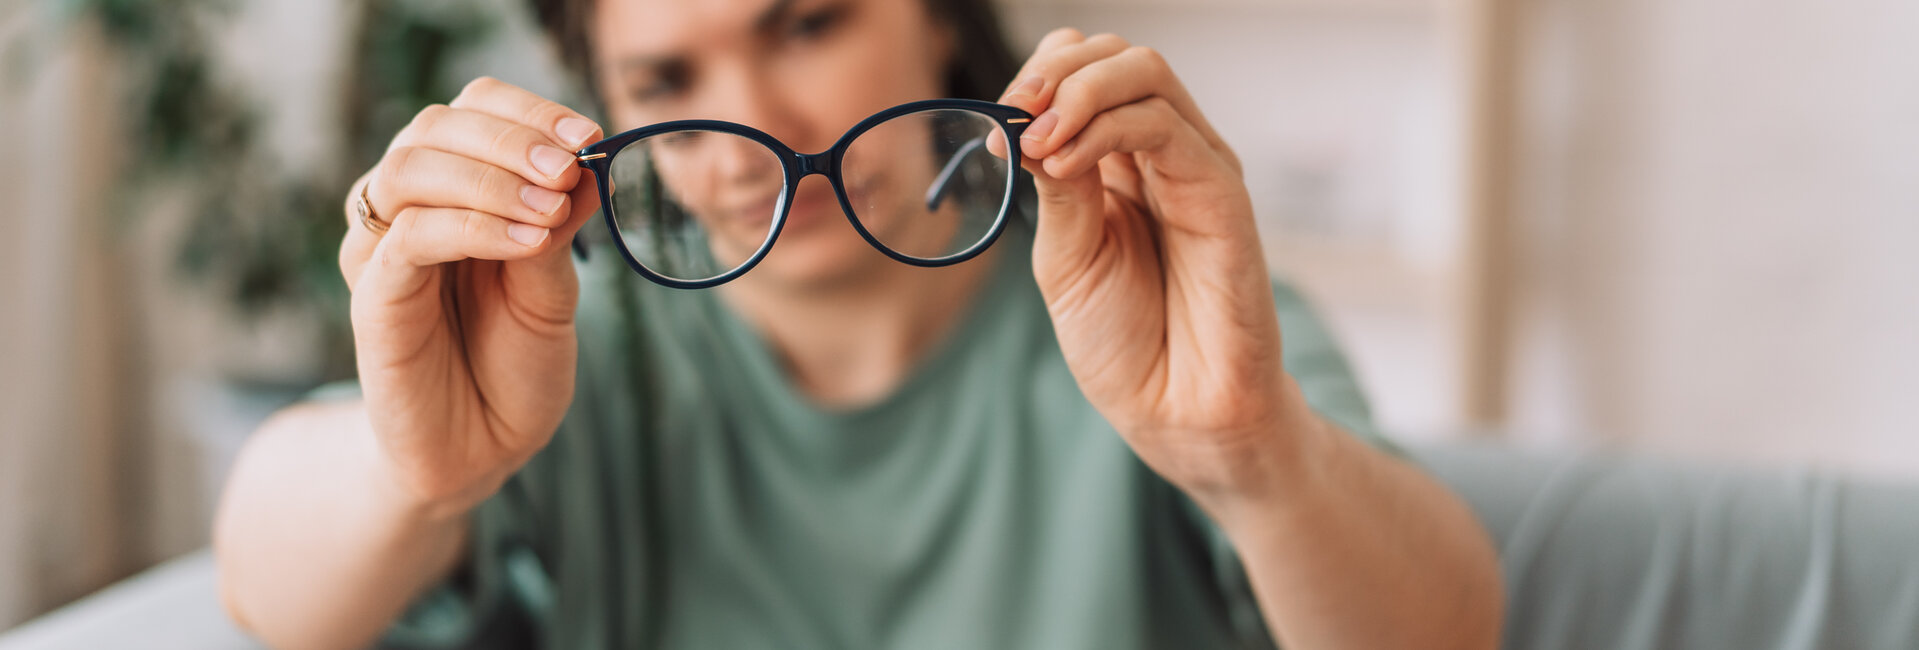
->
[568, 99, 1033, 289]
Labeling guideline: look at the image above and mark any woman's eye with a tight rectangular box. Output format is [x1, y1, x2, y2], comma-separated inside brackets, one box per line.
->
[786, 7, 844, 42]
[633, 81, 681, 103]
[629, 64, 690, 104]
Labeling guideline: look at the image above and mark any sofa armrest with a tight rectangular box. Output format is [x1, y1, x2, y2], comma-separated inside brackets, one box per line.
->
[0, 550, 261, 650]
[1411, 443, 1919, 650]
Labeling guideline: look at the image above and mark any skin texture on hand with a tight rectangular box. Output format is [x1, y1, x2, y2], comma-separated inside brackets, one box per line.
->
[341, 78, 604, 513]
[1000, 28, 1300, 499]
[1001, 28, 1505, 649]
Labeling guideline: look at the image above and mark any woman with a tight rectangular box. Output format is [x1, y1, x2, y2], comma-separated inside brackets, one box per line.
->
[214, 0, 1503, 647]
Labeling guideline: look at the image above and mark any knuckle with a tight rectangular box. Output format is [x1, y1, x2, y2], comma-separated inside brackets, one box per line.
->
[521, 101, 569, 133]
[1126, 45, 1164, 65]
[1045, 26, 1084, 43]
[1052, 74, 1091, 106]
[456, 76, 501, 103]
[475, 165, 520, 202]
[1126, 46, 1173, 80]
[395, 104, 450, 148]
[411, 104, 451, 131]
[1027, 59, 1057, 81]
[459, 209, 489, 241]
[1085, 33, 1129, 51]
[389, 207, 424, 253]
[379, 146, 421, 191]
[514, 124, 555, 155]
[486, 123, 529, 161]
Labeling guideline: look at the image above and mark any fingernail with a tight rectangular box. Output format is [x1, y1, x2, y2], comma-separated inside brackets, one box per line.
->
[530, 145, 574, 180]
[521, 185, 565, 214]
[556, 117, 598, 148]
[1020, 110, 1059, 149]
[1003, 76, 1043, 102]
[507, 223, 550, 247]
[1020, 112, 1066, 158]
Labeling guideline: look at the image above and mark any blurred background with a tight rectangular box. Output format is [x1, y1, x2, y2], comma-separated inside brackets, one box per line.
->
[1, 0, 1915, 635]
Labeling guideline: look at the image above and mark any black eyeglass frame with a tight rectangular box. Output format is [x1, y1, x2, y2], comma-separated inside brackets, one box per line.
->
[570, 98, 1034, 289]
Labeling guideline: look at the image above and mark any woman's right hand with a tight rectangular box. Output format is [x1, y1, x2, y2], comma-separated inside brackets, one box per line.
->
[339, 77, 604, 515]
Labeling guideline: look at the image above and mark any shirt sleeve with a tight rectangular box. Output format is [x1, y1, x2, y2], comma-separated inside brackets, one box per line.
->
[375, 477, 550, 650]
[373, 248, 660, 648]
[294, 381, 551, 650]
[1268, 278, 1397, 455]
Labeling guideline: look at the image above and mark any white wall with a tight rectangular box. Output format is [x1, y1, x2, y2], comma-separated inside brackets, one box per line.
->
[1509, 0, 1919, 476]
[0, 14, 138, 629]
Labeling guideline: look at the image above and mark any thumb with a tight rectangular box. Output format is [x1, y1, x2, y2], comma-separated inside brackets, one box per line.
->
[543, 173, 602, 267]
[501, 173, 600, 310]
[1025, 158, 1106, 290]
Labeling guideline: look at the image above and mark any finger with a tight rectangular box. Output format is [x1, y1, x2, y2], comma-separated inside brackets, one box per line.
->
[339, 158, 599, 298]
[1030, 26, 1090, 59]
[341, 171, 381, 292]
[391, 104, 589, 192]
[449, 77, 602, 151]
[1022, 154, 1110, 295]
[1017, 45, 1223, 163]
[346, 205, 556, 353]
[388, 206, 557, 267]
[553, 172, 601, 248]
[997, 31, 1130, 116]
[985, 126, 1010, 160]
[372, 146, 574, 232]
[1039, 97, 1224, 181]
[1000, 27, 1091, 103]
[498, 172, 601, 317]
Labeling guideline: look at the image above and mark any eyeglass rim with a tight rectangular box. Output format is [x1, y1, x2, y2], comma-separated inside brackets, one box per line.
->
[574, 98, 1033, 290]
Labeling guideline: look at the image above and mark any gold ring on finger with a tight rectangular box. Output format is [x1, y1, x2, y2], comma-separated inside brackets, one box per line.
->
[355, 180, 391, 235]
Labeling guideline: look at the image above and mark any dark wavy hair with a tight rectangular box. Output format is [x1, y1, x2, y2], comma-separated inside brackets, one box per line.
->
[527, 0, 1022, 114]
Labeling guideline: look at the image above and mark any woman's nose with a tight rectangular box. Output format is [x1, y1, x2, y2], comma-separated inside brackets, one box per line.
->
[712, 132, 779, 179]
[701, 66, 826, 153]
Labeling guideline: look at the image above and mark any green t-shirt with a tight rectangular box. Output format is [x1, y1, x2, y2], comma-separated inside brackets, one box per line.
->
[376, 224, 1387, 649]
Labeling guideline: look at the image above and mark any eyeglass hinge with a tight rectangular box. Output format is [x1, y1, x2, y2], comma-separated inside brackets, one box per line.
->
[577, 153, 609, 162]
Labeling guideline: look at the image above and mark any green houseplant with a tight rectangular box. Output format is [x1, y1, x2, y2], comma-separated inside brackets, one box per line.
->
[52, 0, 505, 388]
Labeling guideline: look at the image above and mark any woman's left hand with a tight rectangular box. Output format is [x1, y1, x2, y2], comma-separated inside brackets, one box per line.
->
[999, 29, 1327, 508]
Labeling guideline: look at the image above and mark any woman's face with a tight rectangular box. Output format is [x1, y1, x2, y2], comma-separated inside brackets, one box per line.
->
[590, 0, 958, 290]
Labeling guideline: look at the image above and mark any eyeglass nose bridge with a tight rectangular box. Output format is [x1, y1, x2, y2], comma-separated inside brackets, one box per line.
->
[793, 151, 836, 178]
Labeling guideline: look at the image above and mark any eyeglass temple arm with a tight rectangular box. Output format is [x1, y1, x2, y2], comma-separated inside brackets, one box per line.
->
[924, 135, 990, 212]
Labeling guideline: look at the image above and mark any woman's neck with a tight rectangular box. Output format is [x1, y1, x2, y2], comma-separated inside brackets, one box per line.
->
[717, 247, 1000, 409]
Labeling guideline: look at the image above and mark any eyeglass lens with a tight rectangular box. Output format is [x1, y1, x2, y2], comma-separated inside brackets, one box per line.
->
[602, 108, 1014, 284]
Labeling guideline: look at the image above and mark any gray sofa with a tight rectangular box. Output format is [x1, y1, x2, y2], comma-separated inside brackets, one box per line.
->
[3, 444, 1914, 649]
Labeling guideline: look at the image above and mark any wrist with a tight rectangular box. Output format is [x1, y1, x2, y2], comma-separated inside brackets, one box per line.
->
[1166, 379, 1341, 535]
[354, 415, 500, 526]
[366, 452, 501, 526]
